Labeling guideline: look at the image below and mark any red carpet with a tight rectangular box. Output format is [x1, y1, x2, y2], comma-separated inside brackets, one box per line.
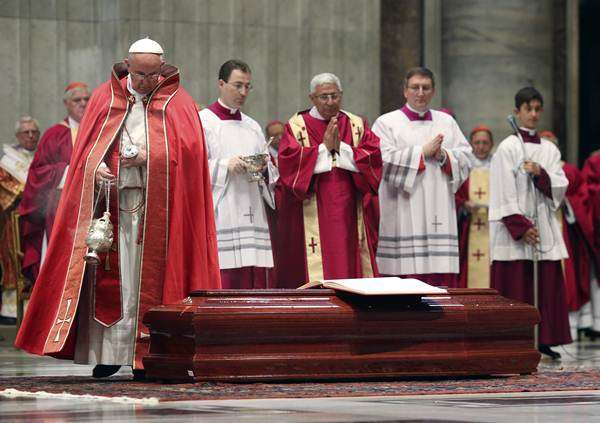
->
[0, 371, 598, 402]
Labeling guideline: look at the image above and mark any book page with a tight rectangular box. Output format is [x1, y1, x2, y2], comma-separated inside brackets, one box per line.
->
[300, 277, 448, 295]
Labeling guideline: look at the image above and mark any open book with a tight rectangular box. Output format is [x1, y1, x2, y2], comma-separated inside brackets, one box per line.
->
[298, 277, 448, 296]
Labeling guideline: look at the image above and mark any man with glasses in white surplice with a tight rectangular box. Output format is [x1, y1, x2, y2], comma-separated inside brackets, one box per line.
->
[372, 67, 472, 288]
[200, 60, 277, 289]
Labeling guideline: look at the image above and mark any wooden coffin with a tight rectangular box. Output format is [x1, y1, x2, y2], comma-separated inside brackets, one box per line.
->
[143, 288, 541, 382]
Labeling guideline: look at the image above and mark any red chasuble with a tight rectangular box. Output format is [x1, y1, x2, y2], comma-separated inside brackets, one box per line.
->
[561, 162, 595, 311]
[18, 121, 73, 283]
[275, 110, 382, 288]
[15, 63, 221, 368]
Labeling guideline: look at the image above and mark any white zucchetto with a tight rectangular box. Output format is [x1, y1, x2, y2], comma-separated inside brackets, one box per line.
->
[128, 38, 164, 55]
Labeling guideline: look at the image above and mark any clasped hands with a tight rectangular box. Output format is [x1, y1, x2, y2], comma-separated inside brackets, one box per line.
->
[522, 160, 542, 177]
[94, 148, 147, 185]
[323, 116, 341, 153]
[422, 134, 445, 161]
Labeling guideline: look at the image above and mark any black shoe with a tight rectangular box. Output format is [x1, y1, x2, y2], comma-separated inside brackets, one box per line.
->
[92, 365, 121, 378]
[0, 315, 17, 326]
[539, 344, 561, 360]
[582, 328, 600, 341]
[132, 369, 146, 381]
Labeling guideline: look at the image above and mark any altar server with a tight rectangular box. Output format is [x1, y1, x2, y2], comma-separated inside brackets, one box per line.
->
[489, 87, 571, 359]
[200, 60, 276, 288]
[372, 67, 471, 287]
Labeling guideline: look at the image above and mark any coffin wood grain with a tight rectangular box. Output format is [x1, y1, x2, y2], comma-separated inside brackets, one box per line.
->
[143, 288, 540, 382]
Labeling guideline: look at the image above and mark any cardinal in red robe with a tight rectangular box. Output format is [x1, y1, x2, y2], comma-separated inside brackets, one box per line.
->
[583, 151, 600, 252]
[15, 39, 220, 378]
[18, 82, 91, 284]
[580, 151, 600, 339]
[275, 73, 381, 288]
[535, 132, 596, 316]
[561, 162, 595, 304]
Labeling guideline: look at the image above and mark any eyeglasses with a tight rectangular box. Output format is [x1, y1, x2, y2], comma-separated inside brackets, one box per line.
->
[226, 82, 253, 93]
[17, 129, 40, 136]
[315, 92, 342, 102]
[130, 70, 162, 81]
[407, 84, 433, 93]
[70, 96, 90, 103]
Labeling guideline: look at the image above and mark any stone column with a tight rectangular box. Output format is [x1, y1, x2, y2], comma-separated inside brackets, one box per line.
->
[565, 0, 579, 164]
[380, 0, 423, 114]
[423, 0, 443, 110]
[0, 0, 380, 144]
[441, 0, 555, 143]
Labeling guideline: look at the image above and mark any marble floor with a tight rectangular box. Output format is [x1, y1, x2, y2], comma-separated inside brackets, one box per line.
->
[1, 325, 599, 422]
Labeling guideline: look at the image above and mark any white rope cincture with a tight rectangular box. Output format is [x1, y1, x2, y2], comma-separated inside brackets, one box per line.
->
[0, 388, 159, 405]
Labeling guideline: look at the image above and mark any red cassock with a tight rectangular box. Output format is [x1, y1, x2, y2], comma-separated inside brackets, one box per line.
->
[561, 162, 596, 311]
[18, 121, 73, 282]
[491, 168, 571, 346]
[582, 153, 600, 253]
[265, 154, 281, 287]
[274, 110, 382, 288]
[15, 63, 221, 368]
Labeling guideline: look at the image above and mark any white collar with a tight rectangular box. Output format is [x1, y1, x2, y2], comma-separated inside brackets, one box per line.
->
[470, 154, 492, 168]
[309, 106, 328, 121]
[405, 103, 430, 117]
[5, 143, 34, 157]
[68, 116, 80, 129]
[218, 98, 239, 115]
[519, 127, 536, 136]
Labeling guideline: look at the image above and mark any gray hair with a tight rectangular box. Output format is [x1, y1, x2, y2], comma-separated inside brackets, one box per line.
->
[127, 52, 164, 62]
[14, 116, 40, 134]
[309, 73, 342, 94]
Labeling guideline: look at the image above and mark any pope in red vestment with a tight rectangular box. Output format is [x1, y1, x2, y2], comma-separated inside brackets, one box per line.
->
[15, 52, 220, 372]
[18, 83, 91, 283]
[275, 73, 381, 288]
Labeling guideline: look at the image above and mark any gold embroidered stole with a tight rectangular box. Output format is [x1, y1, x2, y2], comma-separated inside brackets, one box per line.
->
[59, 120, 79, 147]
[467, 167, 490, 288]
[288, 111, 372, 283]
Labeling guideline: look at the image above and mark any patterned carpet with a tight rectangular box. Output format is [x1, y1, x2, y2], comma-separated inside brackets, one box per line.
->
[1, 370, 599, 402]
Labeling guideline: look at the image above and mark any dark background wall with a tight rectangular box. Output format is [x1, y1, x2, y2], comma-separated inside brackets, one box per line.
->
[580, 0, 600, 162]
